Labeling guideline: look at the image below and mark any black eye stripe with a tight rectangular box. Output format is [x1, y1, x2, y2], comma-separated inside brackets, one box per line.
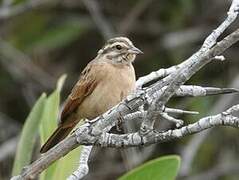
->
[100, 46, 114, 54]
[103, 43, 124, 52]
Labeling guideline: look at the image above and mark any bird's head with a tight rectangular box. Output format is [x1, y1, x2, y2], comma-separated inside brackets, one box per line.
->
[97, 37, 143, 64]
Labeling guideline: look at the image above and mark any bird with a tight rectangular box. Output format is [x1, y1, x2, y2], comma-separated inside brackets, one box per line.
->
[40, 37, 143, 153]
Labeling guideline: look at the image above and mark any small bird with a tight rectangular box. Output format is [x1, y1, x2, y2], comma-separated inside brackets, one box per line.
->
[40, 37, 143, 153]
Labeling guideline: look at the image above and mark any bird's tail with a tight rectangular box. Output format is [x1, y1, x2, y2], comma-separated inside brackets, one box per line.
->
[40, 123, 76, 153]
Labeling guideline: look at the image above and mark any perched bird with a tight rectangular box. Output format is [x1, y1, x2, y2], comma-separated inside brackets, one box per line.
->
[40, 37, 143, 153]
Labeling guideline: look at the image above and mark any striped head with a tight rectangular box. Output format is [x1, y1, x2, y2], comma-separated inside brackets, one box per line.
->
[97, 37, 143, 64]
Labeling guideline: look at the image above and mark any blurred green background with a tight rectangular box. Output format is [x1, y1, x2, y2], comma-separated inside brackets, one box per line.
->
[0, 0, 239, 179]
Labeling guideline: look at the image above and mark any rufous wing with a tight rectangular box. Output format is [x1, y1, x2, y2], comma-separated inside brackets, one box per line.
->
[40, 62, 99, 153]
[60, 64, 98, 123]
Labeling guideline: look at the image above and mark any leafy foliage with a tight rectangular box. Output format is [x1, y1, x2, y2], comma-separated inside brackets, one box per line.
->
[119, 155, 181, 180]
[12, 93, 46, 176]
[12, 75, 82, 180]
[3, 0, 239, 179]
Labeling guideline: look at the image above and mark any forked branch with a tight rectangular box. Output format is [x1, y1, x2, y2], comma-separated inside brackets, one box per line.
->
[11, 0, 239, 179]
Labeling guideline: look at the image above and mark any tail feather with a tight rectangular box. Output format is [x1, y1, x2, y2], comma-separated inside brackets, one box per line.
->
[40, 124, 75, 153]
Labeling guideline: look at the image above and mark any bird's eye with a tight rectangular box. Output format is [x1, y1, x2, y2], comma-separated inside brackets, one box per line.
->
[115, 45, 122, 50]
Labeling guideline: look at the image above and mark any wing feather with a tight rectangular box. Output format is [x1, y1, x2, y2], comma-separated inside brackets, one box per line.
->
[60, 62, 99, 123]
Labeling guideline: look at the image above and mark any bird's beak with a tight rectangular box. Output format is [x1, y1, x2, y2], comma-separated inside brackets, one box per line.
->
[128, 46, 143, 54]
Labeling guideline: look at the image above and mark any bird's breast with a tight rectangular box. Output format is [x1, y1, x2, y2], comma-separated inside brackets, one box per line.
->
[77, 63, 136, 120]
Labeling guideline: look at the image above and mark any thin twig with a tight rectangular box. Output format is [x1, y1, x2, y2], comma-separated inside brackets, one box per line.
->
[118, 0, 154, 35]
[0, 39, 55, 88]
[82, 0, 115, 40]
[11, 27, 239, 179]
[10, 1, 239, 179]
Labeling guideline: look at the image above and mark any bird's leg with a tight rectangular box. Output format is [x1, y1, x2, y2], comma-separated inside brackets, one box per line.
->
[116, 113, 124, 131]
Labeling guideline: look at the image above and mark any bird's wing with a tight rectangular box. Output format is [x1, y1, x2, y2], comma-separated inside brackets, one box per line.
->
[60, 62, 100, 123]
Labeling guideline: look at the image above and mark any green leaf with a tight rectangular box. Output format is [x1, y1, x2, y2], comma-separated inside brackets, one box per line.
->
[39, 74, 83, 180]
[39, 74, 66, 142]
[52, 121, 83, 180]
[39, 75, 66, 180]
[56, 74, 67, 92]
[53, 146, 82, 180]
[118, 155, 181, 180]
[12, 93, 46, 176]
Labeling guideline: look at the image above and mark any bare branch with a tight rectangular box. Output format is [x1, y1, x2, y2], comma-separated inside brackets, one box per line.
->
[11, 102, 239, 180]
[82, 0, 115, 40]
[164, 107, 199, 115]
[175, 85, 239, 97]
[160, 113, 184, 127]
[136, 65, 178, 89]
[0, 39, 55, 88]
[97, 104, 239, 147]
[67, 146, 92, 180]
[180, 74, 239, 176]
[0, 136, 18, 161]
[118, 0, 154, 34]
[0, 0, 58, 20]
[10, 1, 239, 179]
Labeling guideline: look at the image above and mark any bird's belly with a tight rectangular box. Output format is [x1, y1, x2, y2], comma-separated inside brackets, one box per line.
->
[77, 74, 135, 120]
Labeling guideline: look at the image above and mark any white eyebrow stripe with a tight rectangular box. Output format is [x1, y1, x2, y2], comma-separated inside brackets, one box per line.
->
[102, 44, 110, 50]
[110, 42, 129, 48]
[99, 37, 134, 54]
[113, 37, 134, 46]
